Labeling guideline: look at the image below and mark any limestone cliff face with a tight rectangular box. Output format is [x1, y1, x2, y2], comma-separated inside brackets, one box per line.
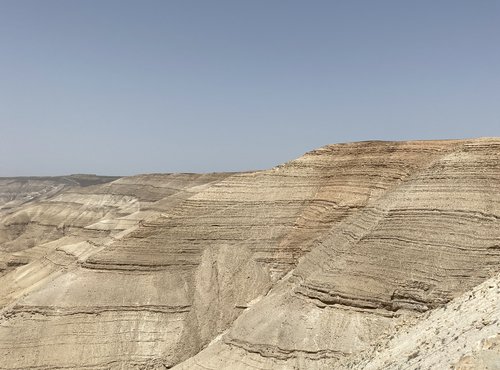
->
[0, 139, 499, 369]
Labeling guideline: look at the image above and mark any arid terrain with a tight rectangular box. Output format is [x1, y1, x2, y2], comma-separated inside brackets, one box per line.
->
[0, 138, 499, 369]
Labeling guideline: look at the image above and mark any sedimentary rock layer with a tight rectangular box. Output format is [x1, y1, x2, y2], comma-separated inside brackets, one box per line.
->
[0, 138, 499, 369]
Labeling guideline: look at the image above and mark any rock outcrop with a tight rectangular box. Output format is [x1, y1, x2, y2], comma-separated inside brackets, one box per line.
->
[0, 138, 498, 369]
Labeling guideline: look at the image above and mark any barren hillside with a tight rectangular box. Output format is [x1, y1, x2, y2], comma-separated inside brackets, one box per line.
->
[0, 138, 499, 369]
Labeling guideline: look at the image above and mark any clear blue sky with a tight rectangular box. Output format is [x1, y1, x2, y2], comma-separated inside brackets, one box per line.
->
[1, 1, 499, 176]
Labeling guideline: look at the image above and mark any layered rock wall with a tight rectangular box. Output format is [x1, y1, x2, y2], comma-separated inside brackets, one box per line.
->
[0, 139, 498, 369]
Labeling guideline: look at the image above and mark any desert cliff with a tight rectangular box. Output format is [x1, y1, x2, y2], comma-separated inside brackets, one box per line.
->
[0, 139, 499, 369]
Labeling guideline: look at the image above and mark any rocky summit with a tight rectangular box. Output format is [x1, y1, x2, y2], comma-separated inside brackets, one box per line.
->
[0, 138, 499, 370]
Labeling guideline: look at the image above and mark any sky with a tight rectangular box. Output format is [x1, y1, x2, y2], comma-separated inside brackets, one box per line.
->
[0, 0, 499, 176]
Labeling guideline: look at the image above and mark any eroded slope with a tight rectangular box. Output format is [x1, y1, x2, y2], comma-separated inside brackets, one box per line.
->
[174, 138, 500, 369]
[0, 139, 499, 370]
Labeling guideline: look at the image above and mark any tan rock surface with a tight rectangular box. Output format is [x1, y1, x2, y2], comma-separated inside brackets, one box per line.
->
[0, 138, 499, 369]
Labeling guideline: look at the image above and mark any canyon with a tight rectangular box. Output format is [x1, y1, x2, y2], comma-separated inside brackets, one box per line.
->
[0, 138, 499, 369]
